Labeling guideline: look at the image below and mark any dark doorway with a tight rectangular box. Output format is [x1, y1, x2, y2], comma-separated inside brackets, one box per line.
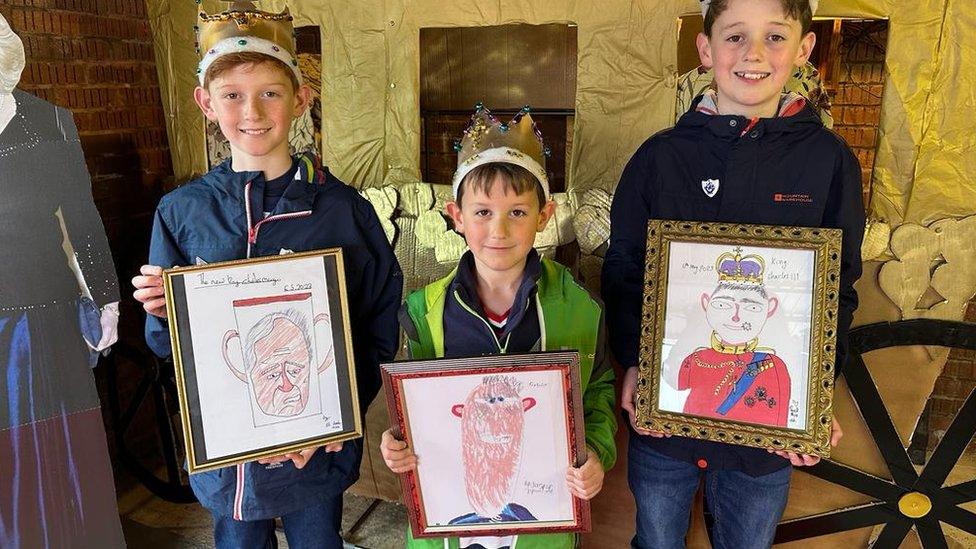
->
[419, 24, 578, 192]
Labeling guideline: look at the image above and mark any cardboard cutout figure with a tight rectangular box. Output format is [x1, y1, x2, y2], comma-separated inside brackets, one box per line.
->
[0, 14, 124, 547]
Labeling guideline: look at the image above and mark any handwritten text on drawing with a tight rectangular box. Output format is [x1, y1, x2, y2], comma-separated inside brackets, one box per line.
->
[195, 272, 282, 289]
[524, 481, 554, 495]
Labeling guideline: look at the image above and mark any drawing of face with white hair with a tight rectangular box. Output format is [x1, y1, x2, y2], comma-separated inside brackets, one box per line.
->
[222, 293, 335, 422]
[0, 15, 25, 95]
[245, 310, 314, 416]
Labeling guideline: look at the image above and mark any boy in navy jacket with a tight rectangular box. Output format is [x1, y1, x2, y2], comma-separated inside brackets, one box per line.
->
[131, 3, 401, 548]
[602, 0, 863, 547]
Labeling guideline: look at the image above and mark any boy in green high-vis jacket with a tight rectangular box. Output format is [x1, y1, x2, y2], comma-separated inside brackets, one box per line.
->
[380, 105, 617, 549]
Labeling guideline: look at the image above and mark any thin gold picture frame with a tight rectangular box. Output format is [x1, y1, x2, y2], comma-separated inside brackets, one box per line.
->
[635, 220, 842, 457]
[162, 248, 362, 473]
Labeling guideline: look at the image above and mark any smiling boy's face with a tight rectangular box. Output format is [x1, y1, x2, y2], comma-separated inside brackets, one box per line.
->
[194, 60, 311, 172]
[446, 175, 555, 281]
[701, 285, 778, 345]
[696, 0, 815, 118]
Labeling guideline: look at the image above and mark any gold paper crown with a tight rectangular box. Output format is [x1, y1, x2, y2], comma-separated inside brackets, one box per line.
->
[699, 0, 818, 18]
[715, 247, 766, 284]
[195, 1, 301, 85]
[451, 104, 551, 199]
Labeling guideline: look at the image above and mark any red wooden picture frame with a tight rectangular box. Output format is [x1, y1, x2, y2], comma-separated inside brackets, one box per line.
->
[381, 351, 590, 539]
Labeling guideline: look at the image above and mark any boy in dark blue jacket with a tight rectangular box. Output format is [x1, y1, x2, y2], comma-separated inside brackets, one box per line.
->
[602, 0, 863, 547]
[131, 3, 401, 548]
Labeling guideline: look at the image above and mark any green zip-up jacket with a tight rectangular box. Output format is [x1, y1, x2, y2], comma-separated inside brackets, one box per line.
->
[401, 257, 617, 549]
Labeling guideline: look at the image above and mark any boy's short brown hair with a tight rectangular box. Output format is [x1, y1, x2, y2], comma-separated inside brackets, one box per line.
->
[203, 52, 299, 90]
[456, 163, 546, 209]
[704, 0, 813, 35]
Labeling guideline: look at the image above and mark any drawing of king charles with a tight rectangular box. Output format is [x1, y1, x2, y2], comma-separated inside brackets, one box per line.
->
[678, 248, 791, 427]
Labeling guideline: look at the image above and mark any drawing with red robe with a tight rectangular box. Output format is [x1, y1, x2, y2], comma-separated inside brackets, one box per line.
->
[678, 248, 791, 427]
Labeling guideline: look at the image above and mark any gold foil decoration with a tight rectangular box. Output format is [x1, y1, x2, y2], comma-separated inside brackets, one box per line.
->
[433, 231, 467, 264]
[535, 193, 574, 251]
[861, 218, 891, 261]
[573, 189, 613, 256]
[361, 186, 398, 244]
[399, 182, 434, 218]
[878, 214, 976, 321]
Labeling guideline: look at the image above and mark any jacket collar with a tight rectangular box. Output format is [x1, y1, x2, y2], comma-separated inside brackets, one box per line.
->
[678, 92, 821, 139]
[451, 248, 543, 335]
[209, 152, 330, 218]
[273, 153, 327, 214]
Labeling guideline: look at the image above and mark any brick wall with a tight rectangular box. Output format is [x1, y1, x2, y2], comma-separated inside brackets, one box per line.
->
[0, 1, 173, 466]
[925, 302, 976, 456]
[830, 21, 887, 206]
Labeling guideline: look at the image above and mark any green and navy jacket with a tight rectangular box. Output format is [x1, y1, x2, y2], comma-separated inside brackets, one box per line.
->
[400, 251, 617, 549]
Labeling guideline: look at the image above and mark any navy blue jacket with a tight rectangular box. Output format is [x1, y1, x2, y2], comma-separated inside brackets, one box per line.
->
[443, 250, 543, 357]
[602, 100, 864, 475]
[146, 154, 402, 519]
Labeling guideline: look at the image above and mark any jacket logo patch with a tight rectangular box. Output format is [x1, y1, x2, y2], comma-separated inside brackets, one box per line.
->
[773, 193, 814, 204]
[701, 179, 720, 198]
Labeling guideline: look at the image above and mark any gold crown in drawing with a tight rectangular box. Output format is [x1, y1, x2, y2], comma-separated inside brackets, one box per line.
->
[452, 104, 551, 200]
[715, 247, 766, 284]
[195, 1, 301, 85]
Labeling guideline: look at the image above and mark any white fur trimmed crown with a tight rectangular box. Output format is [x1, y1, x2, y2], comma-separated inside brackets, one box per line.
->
[196, 1, 301, 86]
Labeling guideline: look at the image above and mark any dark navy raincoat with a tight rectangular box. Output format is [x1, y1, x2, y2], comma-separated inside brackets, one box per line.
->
[146, 153, 402, 520]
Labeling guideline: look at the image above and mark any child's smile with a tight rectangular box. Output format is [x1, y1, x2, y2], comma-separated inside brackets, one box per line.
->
[735, 71, 770, 80]
[696, 0, 815, 118]
[194, 61, 311, 175]
[447, 180, 554, 280]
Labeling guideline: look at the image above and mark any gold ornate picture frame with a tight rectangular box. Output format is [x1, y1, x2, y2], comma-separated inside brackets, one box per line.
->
[635, 220, 842, 457]
[163, 248, 361, 473]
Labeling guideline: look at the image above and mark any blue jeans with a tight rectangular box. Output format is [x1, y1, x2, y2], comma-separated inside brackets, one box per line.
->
[211, 492, 343, 549]
[628, 433, 791, 549]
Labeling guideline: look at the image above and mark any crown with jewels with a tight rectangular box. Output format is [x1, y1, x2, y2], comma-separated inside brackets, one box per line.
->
[195, 1, 301, 86]
[451, 103, 551, 200]
[715, 247, 766, 284]
[698, 0, 819, 18]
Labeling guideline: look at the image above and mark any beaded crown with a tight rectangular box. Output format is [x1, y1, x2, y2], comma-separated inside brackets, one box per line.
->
[452, 104, 551, 200]
[196, 1, 301, 86]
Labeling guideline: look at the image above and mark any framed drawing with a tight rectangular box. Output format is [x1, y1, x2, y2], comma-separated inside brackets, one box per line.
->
[382, 351, 590, 538]
[635, 220, 842, 457]
[163, 248, 360, 473]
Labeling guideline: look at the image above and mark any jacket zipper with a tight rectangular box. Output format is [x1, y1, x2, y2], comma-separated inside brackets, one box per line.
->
[453, 290, 511, 353]
[243, 180, 312, 258]
[452, 291, 540, 354]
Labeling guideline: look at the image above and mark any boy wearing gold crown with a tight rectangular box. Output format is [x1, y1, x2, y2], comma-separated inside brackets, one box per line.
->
[130, 3, 401, 547]
[603, 0, 863, 547]
[379, 105, 617, 549]
[678, 248, 791, 427]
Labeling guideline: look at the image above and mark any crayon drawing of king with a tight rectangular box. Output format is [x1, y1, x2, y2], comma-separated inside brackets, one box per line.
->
[678, 248, 791, 427]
